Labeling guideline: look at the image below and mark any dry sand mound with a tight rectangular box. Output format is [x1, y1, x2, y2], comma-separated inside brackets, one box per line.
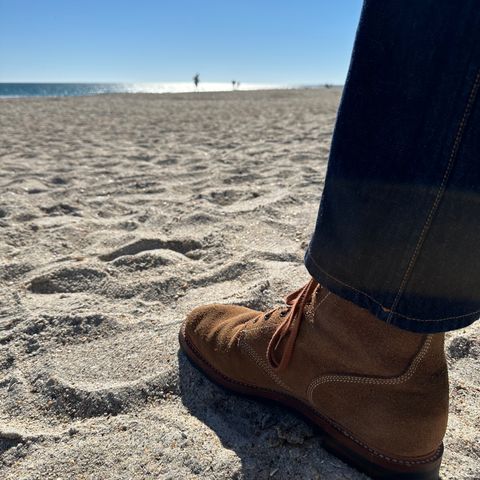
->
[0, 89, 478, 479]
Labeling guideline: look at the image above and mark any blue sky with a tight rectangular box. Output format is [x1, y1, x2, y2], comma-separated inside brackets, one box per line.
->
[0, 0, 363, 84]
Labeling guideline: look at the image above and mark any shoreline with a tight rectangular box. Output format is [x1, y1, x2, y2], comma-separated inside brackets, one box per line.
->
[0, 85, 342, 100]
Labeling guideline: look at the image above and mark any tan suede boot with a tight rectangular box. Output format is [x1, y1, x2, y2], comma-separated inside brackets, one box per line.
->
[179, 278, 449, 479]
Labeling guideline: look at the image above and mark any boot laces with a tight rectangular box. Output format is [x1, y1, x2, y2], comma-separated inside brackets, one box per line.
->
[266, 278, 319, 371]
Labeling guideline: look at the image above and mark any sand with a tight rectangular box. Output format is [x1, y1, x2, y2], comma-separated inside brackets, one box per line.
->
[0, 89, 478, 479]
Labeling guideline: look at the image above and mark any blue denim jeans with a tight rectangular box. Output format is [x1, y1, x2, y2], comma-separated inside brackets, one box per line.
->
[305, 0, 480, 333]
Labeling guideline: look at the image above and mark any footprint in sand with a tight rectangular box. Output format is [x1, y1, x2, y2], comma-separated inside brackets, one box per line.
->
[110, 247, 198, 273]
[31, 331, 178, 418]
[40, 203, 81, 217]
[28, 266, 107, 294]
[0, 262, 34, 281]
[98, 237, 202, 262]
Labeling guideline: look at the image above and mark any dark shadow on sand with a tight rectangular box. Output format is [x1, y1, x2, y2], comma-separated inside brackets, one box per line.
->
[177, 349, 369, 480]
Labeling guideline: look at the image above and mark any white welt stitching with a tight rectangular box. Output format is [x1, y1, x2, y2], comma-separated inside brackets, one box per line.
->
[307, 335, 433, 404]
[239, 332, 291, 392]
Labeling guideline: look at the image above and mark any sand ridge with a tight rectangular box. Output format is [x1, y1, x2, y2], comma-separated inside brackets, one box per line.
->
[0, 89, 478, 479]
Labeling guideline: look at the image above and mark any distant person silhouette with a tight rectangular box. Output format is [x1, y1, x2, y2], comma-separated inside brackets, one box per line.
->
[193, 74, 200, 91]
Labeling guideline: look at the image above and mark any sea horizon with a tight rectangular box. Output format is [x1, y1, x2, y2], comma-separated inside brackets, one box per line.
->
[0, 82, 298, 98]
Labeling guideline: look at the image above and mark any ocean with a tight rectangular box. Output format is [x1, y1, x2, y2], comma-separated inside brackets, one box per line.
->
[0, 82, 281, 98]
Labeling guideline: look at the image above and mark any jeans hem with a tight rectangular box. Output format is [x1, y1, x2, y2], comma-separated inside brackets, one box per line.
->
[304, 249, 478, 333]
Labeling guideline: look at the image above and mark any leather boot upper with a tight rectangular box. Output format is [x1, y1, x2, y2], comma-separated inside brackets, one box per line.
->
[183, 279, 449, 459]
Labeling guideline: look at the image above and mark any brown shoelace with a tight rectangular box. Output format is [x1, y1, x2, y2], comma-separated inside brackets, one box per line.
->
[266, 278, 319, 371]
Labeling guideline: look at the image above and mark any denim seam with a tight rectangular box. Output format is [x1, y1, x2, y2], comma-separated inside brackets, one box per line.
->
[305, 249, 480, 321]
[387, 68, 480, 324]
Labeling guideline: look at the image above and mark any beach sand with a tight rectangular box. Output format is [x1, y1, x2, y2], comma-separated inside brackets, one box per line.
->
[0, 89, 478, 479]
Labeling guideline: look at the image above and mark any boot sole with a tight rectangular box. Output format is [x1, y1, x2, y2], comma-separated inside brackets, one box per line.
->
[179, 323, 443, 480]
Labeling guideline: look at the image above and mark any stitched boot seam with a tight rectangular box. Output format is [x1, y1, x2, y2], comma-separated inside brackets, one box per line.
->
[307, 334, 432, 403]
[239, 331, 292, 392]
